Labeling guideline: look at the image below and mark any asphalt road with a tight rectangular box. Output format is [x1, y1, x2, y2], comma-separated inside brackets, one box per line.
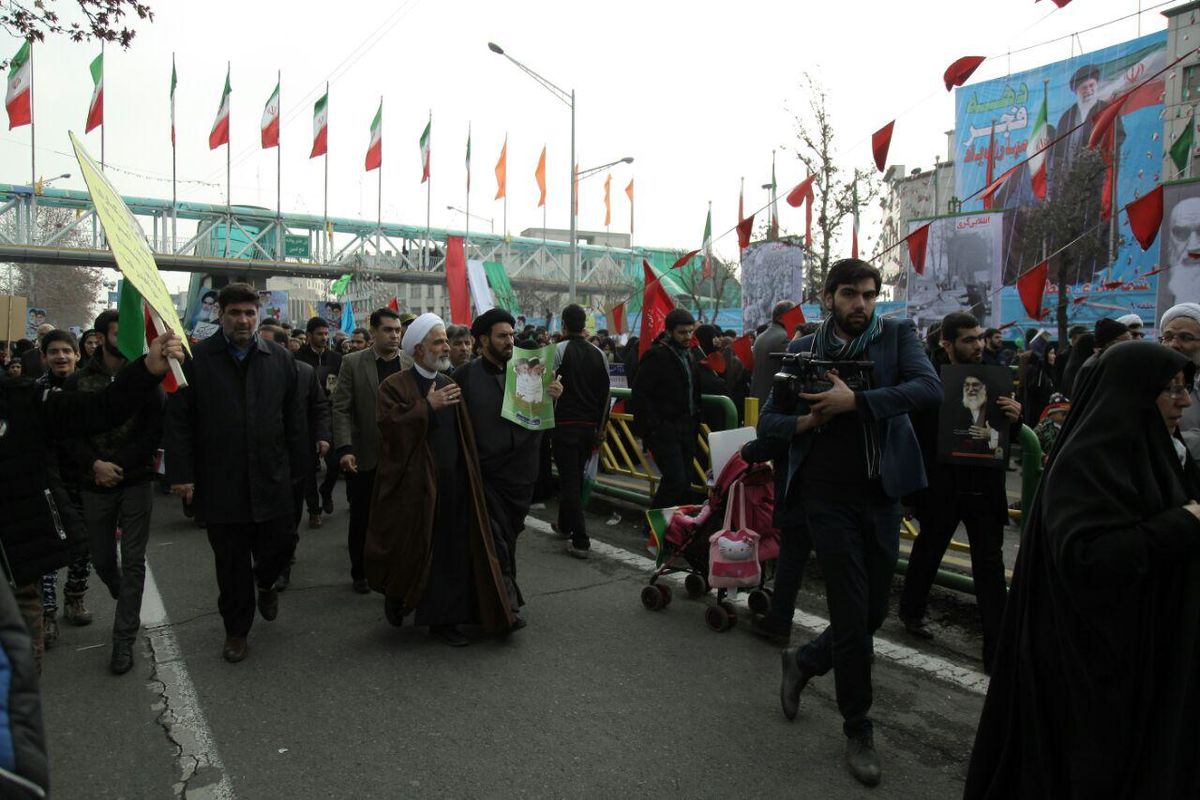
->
[40, 486, 987, 799]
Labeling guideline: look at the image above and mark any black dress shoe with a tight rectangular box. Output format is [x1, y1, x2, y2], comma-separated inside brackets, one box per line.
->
[902, 616, 934, 641]
[780, 646, 813, 721]
[750, 614, 791, 646]
[257, 587, 279, 621]
[274, 568, 291, 592]
[845, 733, 882, 787]
[352, 578, 370, 594]
[430, 625, 469, 647]
[384, 596, 406, 627]
[110, 640, 134, 675]
[222, 636, 248, 663]
[322, 495, 334, 515]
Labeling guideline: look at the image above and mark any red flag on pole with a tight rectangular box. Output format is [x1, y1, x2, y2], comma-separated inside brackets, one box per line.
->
[1086, 93, 1130, 150]
[737, 183, 754, 250]
[444, 235, 471, 324]
[388, 296, 399, 312]
[610, 301, 626, 334]
[943, 56, 985, 91]
[980, 163, 1020, 209]
[1126, 185, 1164, 251]
[639, 260, 675, 357]
[906, 223, 932, 276]
[786, 175, 815, 208]
[779, 305, 807, 338]
[699, 350, 726, 374]
[871, 121, 894, 173]
[730, 334, 754, 372]
[1017, 261, 1050, 320]
[983, 120, 997, 210]
[671, 249, 700, 270]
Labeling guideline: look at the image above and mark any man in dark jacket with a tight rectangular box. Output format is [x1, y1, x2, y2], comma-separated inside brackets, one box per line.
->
[295, 315, 343, 527]
[62, 309, 164, 675]
[750, 301, 795, 407]
[898, 312, 1021, 673]
[551, 304, 610, 559]
[630, 308, 700, 509]
[0, 329, 183, 799]
[164, 283, 307, 664]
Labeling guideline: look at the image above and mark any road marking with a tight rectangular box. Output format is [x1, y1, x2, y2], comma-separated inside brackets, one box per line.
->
[142, 565, 235, 800]
[525, 515, 990, 696]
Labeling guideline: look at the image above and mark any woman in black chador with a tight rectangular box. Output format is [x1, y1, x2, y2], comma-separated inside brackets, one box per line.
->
[965, 340, 1200, 798]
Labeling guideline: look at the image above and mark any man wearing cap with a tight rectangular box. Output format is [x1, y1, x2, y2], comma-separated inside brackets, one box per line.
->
[364, 313, 515, 645]
[1160, 302, 1200, 459]
[1116, 313, 1144, 340]
[330, 307, 411, 593]
[454, 308, 563, 619]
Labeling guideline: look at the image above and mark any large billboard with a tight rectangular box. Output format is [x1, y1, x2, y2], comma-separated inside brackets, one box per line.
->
[740, 240, 805, 332]
[906, 212, 1005, 331]
[1158, 178, 1200, 323]
[954, 31, 1166, 329]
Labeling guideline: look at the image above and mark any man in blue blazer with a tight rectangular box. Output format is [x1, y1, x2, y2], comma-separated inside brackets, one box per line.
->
[758, 258, 941, 787]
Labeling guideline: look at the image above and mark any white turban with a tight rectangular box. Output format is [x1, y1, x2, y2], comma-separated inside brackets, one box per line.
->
[401, 312, 445, 356]
[1160, 302, 1200, 330]
[1116, 313, 1143, 329]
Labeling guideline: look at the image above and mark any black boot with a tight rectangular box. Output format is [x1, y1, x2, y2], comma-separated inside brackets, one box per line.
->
[845, 732, 881, 787]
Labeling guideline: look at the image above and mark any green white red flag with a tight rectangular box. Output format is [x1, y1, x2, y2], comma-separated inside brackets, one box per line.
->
[209, 67, 231, 150]
[419, 117, 431, 182]
[169, 58, 177, 146]
[261, 82, 280, 149]
[365, 101, 382, 171]
[85, 52, 103, 133]
[6, 41, 31, 129]
[310, 91, 328, 158]
[701, 205, 713, 279]
[1027, 84, 1049, 201]
[117, 279, 179, 393]
[465, 124, 472, 191]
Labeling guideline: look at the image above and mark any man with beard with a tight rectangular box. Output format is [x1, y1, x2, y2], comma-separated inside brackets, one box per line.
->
[899, 312, 1020, 672]
[1160, 302, 1200, 459]
[296, 316, 343, 528]
[453, 308, 562, 621]
[759, 258, 941, 787]
[364, 314, 515, 645]
[1157, 196, 1200, 313]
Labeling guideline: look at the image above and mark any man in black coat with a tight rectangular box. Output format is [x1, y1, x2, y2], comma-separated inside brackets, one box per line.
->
[630, 308, 701, 509]
[164, 283, 307, 664]
[295, 315, 343, 527]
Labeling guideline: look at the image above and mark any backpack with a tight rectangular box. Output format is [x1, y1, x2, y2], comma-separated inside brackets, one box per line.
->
[707, 483, 761, 589]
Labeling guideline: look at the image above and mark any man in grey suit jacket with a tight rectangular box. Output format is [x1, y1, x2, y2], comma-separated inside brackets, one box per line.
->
[750, 301, 795, 407]
[331, 308, 412, 593]
[759, 259, 940, 787]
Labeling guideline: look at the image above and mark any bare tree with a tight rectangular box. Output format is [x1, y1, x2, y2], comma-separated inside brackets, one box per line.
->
[0, 0, 152, 68]
[1, 207, 107, 330]
[786, 73, 882, 300]
[673, 254, 738, 325]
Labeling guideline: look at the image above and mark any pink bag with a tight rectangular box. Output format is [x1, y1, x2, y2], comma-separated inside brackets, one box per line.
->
[707, 484, 761, 589]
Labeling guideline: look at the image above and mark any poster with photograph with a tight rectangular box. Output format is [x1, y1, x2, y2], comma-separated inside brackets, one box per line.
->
[740, 241, 805, 333]
[24, 306, 47, 338]
[501, 344, 556, 431]
[320, 301, 343, 327]
[257, 289, 289, 323]
[906, 213, 1004, 330]
[185, 285, 220, 332]
[937, 364, 1014, 468]
[1156, 178, 1200, 323]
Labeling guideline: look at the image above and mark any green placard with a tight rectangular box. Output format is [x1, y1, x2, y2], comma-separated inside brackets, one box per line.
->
[284, 234, 310, 259]
[483, 261, 519, 314]
[500, 344, 556, 431]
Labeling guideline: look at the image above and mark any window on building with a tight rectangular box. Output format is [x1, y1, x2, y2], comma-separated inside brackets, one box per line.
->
[1184, 65, 1200, 102]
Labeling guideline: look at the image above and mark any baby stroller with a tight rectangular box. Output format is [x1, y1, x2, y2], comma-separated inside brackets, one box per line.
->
[641, 445, 780, 632]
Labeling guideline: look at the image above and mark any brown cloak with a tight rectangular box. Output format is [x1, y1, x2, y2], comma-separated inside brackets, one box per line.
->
[363, 368, 515, 633]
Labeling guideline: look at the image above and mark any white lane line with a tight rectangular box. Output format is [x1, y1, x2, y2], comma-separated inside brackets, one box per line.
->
[524, 515, 990, 696]
[142, 565, 236, 800]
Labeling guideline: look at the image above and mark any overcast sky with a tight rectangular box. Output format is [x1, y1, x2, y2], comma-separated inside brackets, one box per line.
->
[0, 0, 1174, 292]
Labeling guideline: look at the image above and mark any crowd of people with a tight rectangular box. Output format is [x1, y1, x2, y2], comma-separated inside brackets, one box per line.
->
[1, 263, 1198, 794]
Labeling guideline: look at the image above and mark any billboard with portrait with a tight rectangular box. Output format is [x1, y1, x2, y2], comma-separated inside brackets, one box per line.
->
[740, 240, 805, 333]
[1157, 178, 1200, 324]
[954, 31, 1166, 330]
[184, 284, 220, 340]
[906, 212, 1005, 331]
[256, 289, 289, 323]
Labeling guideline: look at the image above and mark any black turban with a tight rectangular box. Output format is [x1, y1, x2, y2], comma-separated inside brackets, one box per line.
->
[471, 308, 516, 339]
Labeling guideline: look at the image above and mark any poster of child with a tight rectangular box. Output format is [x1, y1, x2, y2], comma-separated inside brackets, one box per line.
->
[501, 344, 557, 431]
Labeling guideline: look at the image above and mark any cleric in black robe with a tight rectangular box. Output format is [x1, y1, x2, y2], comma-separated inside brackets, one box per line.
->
[964, 340, 1200, 798]
[364, 313, 514, 646]
[454, 309, 562, 618]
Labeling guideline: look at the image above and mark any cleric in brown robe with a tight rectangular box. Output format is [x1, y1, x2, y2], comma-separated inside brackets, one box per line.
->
[363, 313, 515, 646]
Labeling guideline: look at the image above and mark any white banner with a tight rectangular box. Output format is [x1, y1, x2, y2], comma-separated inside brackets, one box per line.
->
[467, 259, 494, 315]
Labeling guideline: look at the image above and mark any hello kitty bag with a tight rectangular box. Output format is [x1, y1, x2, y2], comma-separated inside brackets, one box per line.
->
[707, 483, 761, 589]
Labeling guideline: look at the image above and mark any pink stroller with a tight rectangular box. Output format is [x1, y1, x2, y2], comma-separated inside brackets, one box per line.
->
[640, 450, 780, 631]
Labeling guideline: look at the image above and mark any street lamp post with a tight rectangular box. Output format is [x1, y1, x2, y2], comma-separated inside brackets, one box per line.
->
[446, 205, 494, 233]
[489, 42, 578, 304]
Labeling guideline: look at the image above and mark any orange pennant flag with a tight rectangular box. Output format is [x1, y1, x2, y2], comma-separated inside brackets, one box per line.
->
[603, 173, 612, 227]
[625, 178, 634, 234]
[535, 145, 546, 207]
[495, 137, 507, 200]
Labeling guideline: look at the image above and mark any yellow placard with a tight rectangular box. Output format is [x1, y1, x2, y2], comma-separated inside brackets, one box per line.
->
[68, 131, 192, 354]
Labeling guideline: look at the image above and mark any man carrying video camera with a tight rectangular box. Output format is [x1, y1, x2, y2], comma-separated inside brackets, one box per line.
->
[758, 258, 941, 787]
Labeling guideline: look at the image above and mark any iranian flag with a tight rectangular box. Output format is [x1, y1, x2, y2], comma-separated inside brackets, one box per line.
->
[701, 206, 713, 279]
[209, 67, 231, 150]
[364, 101, 382, 171]
[85, 52, 103, 133]
[419, 117, 431, 183]
[465, 125, 472, 190]
[645, 506, 683, 567]
[1027, 84, 1049, 201]
[310, 91, 328, 158]
[116, 280, 179, 392]
[169, 58, 177, 146]
[261, 82, 280, 149]
[6, 41, 31, 129]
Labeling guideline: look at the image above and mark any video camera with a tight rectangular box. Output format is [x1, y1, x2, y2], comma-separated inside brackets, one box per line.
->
[772, 352, 874, 400]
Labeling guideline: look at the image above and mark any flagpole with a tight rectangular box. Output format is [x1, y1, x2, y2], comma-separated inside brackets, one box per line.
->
[323, 81, 329, 263]
[27, 41, 35, 248]
[465, 122, 471, 253]
[224, 61, 231, 259]
[100, 42, 105, 171]
[171, 52, 177, 252]
[277, 69, 282, 260]
[376, 95, 382, 259]
[425, 110, 431, 269]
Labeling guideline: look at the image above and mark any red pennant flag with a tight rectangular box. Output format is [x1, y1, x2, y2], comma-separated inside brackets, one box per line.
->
[671, 249, 700, 270]
[944, 56, 985, 92]
[736, 213, 756, 250]
[1038, 0, 1073, 7]
[639, 260, 675, 357]
[444, 235, 471, 325]
[786, 175, 816, 208]
[871, 121, 894, 173]
[906, 223, 932, 275]
[387, 296, 399, 312]
[730, 334, 754, 372]
[1017, 261, 1050, 321]
[699, 350, 726, 374]
[980, 163, 1020, 208]
[1126, 185, 1164, 251]
[610, 302, 626, 334]
[779, 305, 807, 339]
[1086, 93, 1130, 150]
